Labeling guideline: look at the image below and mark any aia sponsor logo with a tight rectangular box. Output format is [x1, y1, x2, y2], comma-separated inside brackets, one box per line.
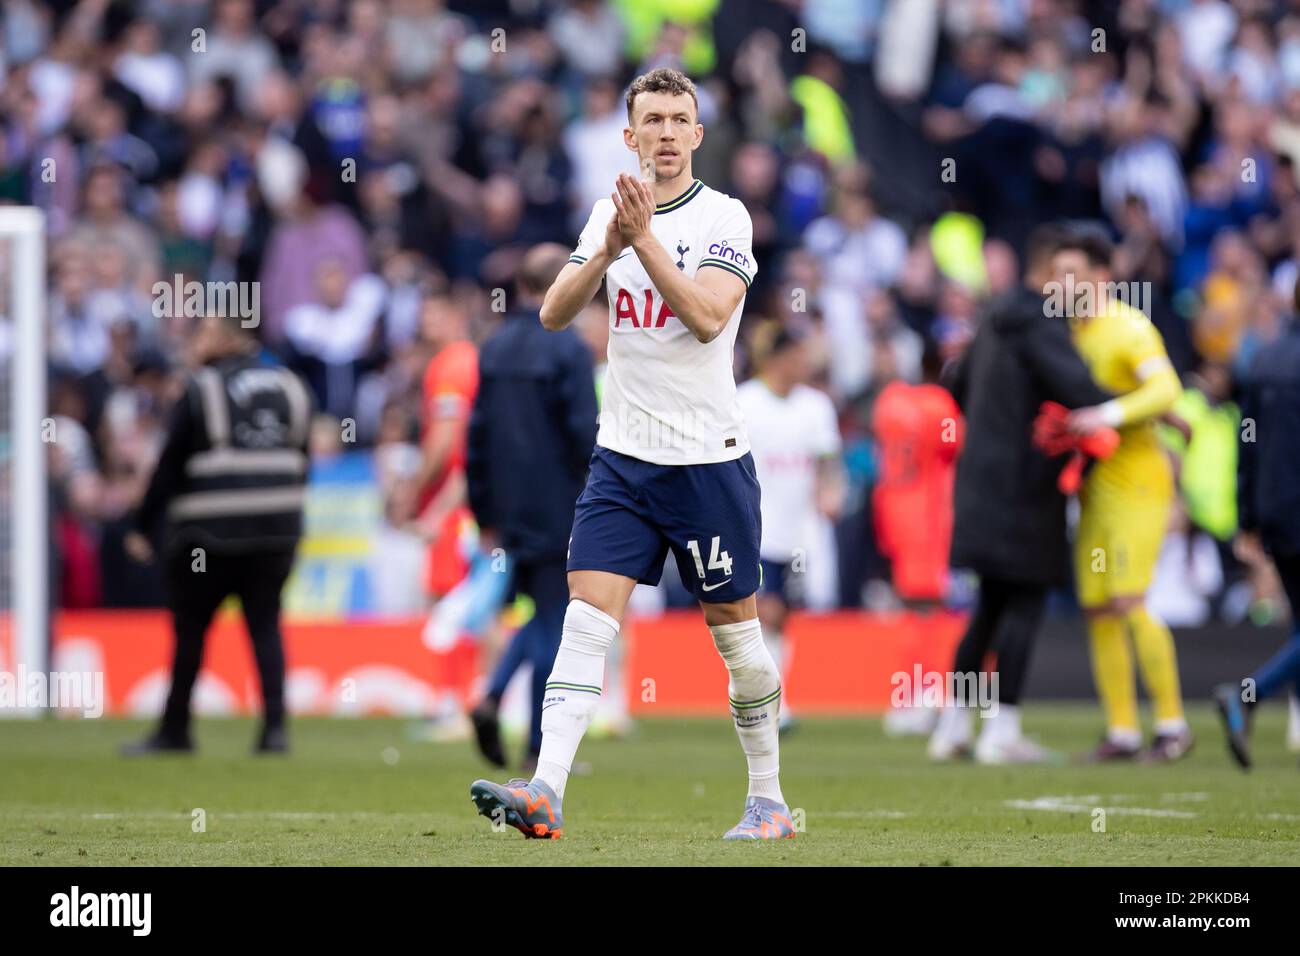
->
[614, 289, 676, 329]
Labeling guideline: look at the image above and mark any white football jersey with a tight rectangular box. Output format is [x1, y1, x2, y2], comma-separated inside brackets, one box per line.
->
[736, 379, 841, 561]
[570, 180, 757, 465]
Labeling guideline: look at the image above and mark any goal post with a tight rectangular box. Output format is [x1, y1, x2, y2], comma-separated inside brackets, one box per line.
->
[0, 206, 48, 718]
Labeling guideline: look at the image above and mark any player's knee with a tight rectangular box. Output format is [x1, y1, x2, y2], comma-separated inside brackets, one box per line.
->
[709, 617, 773, 673]
[565, 582, 620, 621]
[560, 599, 619, 656]
[700, 593, 758, 627]
[566, 571, 633, 623]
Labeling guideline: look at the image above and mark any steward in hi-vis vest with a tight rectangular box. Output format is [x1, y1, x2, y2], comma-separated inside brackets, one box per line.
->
[122, 314, 313, 757]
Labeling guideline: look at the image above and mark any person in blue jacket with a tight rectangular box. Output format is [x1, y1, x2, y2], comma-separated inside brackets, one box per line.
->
[465, 243, 598, 770]
[1215, 298, 1300, 769]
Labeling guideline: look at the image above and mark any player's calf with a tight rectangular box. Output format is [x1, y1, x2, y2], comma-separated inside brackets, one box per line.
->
[710, 616, 792, 837]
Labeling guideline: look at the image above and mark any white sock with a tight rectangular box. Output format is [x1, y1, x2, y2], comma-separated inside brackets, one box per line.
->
[979, 703, 1020, 744]
[711, 618, 784, 804]
[532, 600, 617, 799]
[1154, 717, 1188, 736]
[933, 702, 974, 745]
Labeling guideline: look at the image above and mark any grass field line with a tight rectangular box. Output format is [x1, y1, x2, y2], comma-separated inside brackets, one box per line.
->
[3, 810, 434, 821]
[1006, 795, 1197, 818]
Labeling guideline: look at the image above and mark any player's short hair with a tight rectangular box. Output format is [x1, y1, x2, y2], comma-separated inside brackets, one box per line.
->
[626, 68, 698, 122]
[749, 320, 804, 372]
[1055, 222, 1114, 267]
[768, 326, 805, 358]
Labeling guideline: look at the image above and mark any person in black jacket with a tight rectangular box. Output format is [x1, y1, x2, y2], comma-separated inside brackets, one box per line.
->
[1214, 307, 1300, 769]
[121, 314, 312, 756]
[928, 223, 1112, 764]
[465, 244, 598, 769]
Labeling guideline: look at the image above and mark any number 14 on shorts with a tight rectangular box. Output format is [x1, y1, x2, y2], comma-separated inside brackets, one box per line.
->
[687, 536, 733, 583]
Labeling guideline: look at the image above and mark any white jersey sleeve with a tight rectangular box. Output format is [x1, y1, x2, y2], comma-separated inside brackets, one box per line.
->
[697, 198, 757, 290]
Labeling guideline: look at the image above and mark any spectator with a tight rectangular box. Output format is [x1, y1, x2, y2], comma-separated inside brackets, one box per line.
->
[257, 149, 368, 341]
[283, 261, 386, 418]
[188, 0, 281, 113]
[2, 0, 1296, 636]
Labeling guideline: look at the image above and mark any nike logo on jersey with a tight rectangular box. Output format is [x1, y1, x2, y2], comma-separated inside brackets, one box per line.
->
[701, 579, 732, 592]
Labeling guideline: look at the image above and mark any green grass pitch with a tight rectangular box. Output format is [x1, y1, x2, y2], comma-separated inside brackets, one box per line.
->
[2, 704, 1297, 866]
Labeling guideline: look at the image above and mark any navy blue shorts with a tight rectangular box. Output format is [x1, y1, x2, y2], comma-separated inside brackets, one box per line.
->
[567, 446, 762, 604]
[759, 558, 805, 607]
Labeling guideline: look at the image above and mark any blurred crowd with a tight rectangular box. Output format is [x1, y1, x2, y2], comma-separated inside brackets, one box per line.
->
[0, 0, 1294, 624]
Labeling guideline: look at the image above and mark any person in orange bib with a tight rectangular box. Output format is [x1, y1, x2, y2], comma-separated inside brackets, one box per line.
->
[408, 293, 480, 732]
[872, 344, 963, 736]
[414, 294, 479, 599]
[873, 344, 963, 605]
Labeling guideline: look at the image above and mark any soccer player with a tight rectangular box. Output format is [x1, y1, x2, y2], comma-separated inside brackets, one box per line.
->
[872, 342, 961, 736]
[411, 294, 479, 735]
[413, 293, 479, 601]
[1052, 229, 1191, 762]
[737, 326, 844, 733]
[469, 68, 791, 840]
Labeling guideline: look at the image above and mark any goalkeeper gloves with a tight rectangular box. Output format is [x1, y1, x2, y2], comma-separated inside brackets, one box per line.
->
[1031, 401, 1120, 495]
